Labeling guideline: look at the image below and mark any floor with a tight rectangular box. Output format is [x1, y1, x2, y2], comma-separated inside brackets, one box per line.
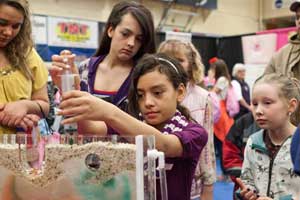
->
[213, 158, 234, 200]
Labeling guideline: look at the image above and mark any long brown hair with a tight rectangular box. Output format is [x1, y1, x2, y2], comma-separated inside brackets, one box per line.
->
[95, 1, 156, 61]
[213, 59, 231, 83]
[2, 0, 34, 80]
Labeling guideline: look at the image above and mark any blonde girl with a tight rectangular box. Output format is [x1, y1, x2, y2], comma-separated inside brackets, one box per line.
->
[158, 39, 217, 200]
[237, 74, 300, 200]
[0, 0, 49, 134]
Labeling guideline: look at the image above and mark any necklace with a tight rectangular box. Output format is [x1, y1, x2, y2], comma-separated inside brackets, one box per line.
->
[0, 67, 14, 76]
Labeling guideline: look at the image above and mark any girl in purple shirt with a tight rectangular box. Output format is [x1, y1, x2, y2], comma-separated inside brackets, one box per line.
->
[58, 53, 208, 200]
[50, 1, 156, 134]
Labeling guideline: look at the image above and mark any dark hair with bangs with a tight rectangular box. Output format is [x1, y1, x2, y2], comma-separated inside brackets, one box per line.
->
[127, 53, 192, 121]
[94, 1, 156, 61]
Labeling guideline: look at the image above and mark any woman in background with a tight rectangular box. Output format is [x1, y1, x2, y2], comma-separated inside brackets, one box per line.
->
[231, 63, 251, 120]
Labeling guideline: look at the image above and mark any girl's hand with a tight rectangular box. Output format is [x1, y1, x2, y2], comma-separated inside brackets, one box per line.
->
[0, 102, 28, 128]
[50, 50, 79, 89]
[19, 114, 40, 131]
[58, 90, 112, 124]
[236, 178, 260, 200]
[201, 185, 213, 200]
[0, 103, 4, 111]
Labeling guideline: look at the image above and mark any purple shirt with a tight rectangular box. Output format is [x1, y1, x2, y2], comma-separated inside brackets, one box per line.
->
[79, 55, 132, 110]
[157, 122, 208, 200]
[79, 55, 133, 135]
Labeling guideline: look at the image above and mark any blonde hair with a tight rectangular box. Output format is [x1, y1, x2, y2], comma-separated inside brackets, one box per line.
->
[2, 0, 34, 80]
[157, 39, 204, 85]
[254, 73, 300, 125]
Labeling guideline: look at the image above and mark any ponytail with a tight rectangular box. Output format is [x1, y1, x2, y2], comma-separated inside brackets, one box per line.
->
[177, 104, 194, 122]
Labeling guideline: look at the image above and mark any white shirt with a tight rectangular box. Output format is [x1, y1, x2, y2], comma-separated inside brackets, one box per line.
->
[215, 76, 229, 100]
[231, 79, 243, 101]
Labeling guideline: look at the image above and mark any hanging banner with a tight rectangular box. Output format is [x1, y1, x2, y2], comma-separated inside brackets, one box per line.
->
[242, 34, 277, 64]
[257, 27, 297, 50]
[165, 31, 192, 43]
[244, 64, 266, 93]
[48, 17, 98, 49]
[31, 15, 47, 45]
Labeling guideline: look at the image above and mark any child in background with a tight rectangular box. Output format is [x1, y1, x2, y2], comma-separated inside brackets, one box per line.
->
[158, 39, 216, 200]
[211, 59, 234, 179]
[204, 57, 217, 89]
[58, 53, 208, 200]
[212, 59, 235, 142]
[237, 74, 300, 200]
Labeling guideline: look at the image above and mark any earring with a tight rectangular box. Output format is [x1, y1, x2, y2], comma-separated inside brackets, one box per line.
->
[288, 112, 292, 116]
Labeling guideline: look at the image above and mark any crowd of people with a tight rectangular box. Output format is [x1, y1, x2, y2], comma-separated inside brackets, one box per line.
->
[0, 0, 300, 200]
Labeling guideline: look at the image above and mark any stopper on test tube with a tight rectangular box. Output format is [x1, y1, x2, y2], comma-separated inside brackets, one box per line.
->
[62, 57, 71, 74]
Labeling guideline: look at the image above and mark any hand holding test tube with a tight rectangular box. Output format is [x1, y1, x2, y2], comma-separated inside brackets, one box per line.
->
[61, 58, 78, 134]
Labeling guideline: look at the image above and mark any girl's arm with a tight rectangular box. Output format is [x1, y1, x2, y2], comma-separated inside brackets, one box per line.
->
[201, 185, 213, 200]
[77, 120, 107, 136]
[59, 91, 184, 157]
[0, 85, 49, 130]
[105, 105, 184, 157]
[213, 77, 227, 95]
[31, 84, 50, 116]
[198, 99, 216, 200]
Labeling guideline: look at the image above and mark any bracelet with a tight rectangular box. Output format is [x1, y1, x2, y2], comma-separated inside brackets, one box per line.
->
[35, 101, 46, 119]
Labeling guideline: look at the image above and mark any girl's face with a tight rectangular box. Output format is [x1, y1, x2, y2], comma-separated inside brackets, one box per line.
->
[0, 4, 24, 48]
[108, 13, 142, 61]
[251, 83, 290, 130]
[174, 51, 189, 74]
[137, 70, 185, 130]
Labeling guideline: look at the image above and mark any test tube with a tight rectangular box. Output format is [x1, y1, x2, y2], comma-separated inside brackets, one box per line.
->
[61, 57, 78, 134]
